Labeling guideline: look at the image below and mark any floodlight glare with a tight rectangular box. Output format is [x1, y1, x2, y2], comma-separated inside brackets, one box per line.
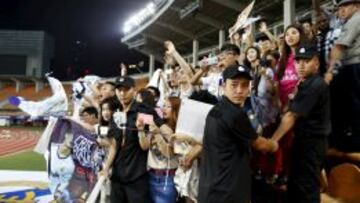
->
[122, 1, 157, 34]
[146, 2, 155, 14]
[123, 24, 132, 33]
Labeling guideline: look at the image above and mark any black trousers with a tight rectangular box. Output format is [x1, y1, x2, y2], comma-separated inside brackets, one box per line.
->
[329, 63, 360, 152]
[287, 135, 327, 203]
[110, 174, 150, 203]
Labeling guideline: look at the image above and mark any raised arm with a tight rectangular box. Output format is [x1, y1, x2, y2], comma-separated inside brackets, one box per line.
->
[120, 63, 127, 76]
[230, 31, 242, 48]
[244, 24, 255, 50]
[136, 117, 151, 150]
[165, 41, 194, 77]
[190, 65, 210, 86]
[259, 22, 280, 48]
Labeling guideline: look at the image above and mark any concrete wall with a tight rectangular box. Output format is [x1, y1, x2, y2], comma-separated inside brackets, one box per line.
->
[0, 30, 54, 78]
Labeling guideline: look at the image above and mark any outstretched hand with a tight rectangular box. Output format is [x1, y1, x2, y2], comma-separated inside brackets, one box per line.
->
[164, 40, 176, 55]
[179, 154, 194, 171]
[324, 71, 333, 85]
[259, 21, 268, 33]
[269, 139, 279, 153]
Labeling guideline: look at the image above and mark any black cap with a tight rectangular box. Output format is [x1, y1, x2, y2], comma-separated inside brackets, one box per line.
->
[222, 64, 252, 81]
[115, 76, 135, 88]
[295, 44, 319, 60]
[338, 0, 360, 6]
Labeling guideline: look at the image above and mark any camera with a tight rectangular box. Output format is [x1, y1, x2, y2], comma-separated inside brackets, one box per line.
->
[260, 58, 271, 67]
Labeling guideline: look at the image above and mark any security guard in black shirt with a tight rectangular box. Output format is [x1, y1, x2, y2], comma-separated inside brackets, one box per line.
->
[271, 44, 330, 203]
[108, 76, 164, 203]
[198, 65, 278, 203]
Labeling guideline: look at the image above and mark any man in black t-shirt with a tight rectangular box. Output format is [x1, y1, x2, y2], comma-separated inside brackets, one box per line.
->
[107, 76, 163, 203]
[271, 44, 330, 203]
[198, 64, 278, 203]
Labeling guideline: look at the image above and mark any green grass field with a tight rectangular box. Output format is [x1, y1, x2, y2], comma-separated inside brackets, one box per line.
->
[0, 150, 46, 171]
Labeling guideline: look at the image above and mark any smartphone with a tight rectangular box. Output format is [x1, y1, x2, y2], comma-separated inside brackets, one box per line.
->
[138, 113, 154, 125]
[199, 56, 219, 67]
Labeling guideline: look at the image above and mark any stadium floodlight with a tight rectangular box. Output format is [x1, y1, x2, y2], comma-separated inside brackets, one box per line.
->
[122, 2, 156, 34]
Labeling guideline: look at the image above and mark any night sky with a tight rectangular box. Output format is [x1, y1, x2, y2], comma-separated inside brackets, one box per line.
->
[0, 0, 151, 79]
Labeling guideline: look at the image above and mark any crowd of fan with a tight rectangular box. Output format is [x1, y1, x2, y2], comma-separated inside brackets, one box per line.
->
[71, 1, 360, 203]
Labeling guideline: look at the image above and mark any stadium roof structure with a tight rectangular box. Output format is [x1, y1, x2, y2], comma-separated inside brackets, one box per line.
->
[121, 0, 332, 72]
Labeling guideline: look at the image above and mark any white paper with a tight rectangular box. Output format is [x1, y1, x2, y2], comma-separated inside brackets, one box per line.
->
[175, 99, 214, 143]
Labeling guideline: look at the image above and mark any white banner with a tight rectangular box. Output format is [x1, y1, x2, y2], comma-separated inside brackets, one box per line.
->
[175, 99, 214, 143]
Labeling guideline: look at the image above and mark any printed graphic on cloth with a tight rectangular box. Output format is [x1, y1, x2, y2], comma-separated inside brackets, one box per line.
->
[48, 119, 105, 203]
[0, 170, 53, 203]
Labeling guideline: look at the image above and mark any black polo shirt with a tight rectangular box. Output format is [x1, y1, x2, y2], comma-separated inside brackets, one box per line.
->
[289, 74, 331, 136]
[108, 101, 163, 183]
[198, 96, 258, 203]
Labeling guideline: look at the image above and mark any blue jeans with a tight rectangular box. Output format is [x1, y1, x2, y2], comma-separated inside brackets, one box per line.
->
[149, 171, 177, 203]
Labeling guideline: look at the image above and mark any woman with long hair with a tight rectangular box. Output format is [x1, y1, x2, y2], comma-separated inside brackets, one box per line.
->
[277, 24, 305, 109]
[273, 24, 305, 198]
[244, 46, 262, 94]
[162, 97, 181, 131]
[98, 97, 119, 126]
[136, 96, 181, 203]
[96, 97, 119, 203]
[244, 46, 261, 69]
[67, 97, 119, 202]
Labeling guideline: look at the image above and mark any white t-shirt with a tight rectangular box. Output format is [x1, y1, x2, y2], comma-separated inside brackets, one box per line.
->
[147, 138, 179, 170]
[180, 86, 194, 99]
[200, 73, 222, 98]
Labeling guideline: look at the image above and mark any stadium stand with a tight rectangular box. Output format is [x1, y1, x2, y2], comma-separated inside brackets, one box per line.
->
[0, 75, 45, 93]
[0, 73, 147, 126]
[121, 0, 332, 72]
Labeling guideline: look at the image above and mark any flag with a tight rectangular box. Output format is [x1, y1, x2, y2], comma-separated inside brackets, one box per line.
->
[8, 76, 68, 119]
[229, 0, 256, 37]
[47, 118, 105, 203]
